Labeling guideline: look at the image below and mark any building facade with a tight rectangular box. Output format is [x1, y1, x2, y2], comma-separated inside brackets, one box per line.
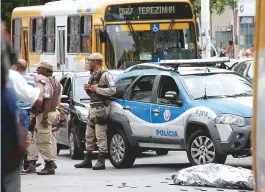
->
[211, 6, 234, 48]
[237, 0, 256, 49]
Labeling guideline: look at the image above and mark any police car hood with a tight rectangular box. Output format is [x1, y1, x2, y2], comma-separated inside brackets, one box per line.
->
[191, 96, 252, 117]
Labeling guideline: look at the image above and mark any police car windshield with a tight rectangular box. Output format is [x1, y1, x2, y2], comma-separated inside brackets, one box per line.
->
[105, 23, 197, 69]
[74, 76, 90, 102]
[182, 73, 253, 100]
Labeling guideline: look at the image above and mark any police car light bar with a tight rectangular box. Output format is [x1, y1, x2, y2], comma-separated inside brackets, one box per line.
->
[124, 63, 173, 73]
[159, 57, 231, 68]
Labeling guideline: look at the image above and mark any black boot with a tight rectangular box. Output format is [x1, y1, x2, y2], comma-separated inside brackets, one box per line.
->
[23, 155, 29, 170]
[36, 161, 55, 175]
[92, 152, 106, 170]
[50, 161, 57, 169]
[74, 152, 92, 168]
[25, 161, 36, 174]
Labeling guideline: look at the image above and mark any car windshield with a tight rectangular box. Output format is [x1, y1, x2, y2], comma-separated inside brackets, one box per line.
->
[74, 76, 90, 102]
[105, 23, 197, 69]
[182, 73, 253, 100]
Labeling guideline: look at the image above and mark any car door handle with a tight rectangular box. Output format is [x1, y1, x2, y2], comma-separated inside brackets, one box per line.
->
[123, 106, 130, 110]
[152, 109, 160, 114]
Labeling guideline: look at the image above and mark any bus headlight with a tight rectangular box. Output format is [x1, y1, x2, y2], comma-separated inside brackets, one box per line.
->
[215, 114, 246, 127]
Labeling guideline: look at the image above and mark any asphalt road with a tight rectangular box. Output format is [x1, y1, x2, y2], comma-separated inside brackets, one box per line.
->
[22, 150, 252, 192]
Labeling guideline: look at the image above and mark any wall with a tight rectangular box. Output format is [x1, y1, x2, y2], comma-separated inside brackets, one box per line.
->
[211, 6, 233, 47]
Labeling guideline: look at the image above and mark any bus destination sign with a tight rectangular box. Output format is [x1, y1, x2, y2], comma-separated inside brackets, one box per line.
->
[119, 6, 176, 16]
[105, 2, 193, 22]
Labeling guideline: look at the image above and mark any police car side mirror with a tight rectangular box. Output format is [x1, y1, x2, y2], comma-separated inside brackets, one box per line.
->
[165, 91, 177, 100]
[61, 95, 69, 103]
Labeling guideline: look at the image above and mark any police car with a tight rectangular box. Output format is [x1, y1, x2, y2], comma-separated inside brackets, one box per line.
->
[107, 58, 252, 168]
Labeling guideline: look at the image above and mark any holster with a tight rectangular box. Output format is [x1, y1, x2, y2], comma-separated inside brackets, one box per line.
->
[90, 104, 109, 125]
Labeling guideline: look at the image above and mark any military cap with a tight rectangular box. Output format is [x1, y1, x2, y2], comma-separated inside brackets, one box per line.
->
[37, 61, 53, 71]
[88, 53, 103, 60]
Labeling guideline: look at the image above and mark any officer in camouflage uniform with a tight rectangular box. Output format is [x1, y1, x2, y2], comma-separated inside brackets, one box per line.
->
[74, 53, 116, 170]
[32, 61, 61, 175]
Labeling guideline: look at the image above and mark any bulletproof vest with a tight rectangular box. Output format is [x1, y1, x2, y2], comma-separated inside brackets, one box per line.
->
[31, 76, 60, 115]
[49, 76, 60, 112]
[88, 69, 108, 103]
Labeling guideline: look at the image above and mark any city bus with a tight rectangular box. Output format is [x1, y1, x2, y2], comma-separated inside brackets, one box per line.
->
[11, 0, 107, 72]
[11, 0, 198, 72]
[252, 0, 265, 191]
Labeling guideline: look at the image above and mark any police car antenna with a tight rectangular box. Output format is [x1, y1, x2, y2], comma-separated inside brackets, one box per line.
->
[203, 67, 208, 100]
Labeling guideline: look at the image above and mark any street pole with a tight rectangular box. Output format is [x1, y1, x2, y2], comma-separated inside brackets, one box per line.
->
[201, 0, 211, 59]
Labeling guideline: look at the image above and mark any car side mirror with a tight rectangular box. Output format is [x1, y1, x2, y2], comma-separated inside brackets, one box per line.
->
[165, 91, 178, 100]
[61, 95, 69, 103]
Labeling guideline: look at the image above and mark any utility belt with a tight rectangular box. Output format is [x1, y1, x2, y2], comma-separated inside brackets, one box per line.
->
[31, 106, 56, 115]
[90, 101, 109, 108]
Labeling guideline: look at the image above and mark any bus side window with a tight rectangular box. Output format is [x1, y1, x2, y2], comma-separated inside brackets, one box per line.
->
[80, 15, 92, 53]
[31, 17, 44, 53]
[12, 19, 21, 54]
[44, 17, 55, 54]
[67, 16, 80, 53]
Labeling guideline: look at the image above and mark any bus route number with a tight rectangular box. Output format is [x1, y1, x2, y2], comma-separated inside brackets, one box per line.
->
[119, 8, 133, 16]
[196, 109, 208, 116]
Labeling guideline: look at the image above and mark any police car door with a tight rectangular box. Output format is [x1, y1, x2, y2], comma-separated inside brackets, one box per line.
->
[123, 75, 157, 138]
[150, 75, 185, 145]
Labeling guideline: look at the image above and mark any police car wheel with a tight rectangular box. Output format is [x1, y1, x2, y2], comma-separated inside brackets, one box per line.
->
[187, 130, 227, 165]
[156, 149, 169, 156]
[108, 129, 136, 169]
[69, 129, 84, 159]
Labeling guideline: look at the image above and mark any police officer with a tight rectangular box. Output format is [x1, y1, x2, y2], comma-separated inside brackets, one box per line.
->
[26, 77, 61, 174]
[74, 53, 116, 170]
[32, 61, 61, 175]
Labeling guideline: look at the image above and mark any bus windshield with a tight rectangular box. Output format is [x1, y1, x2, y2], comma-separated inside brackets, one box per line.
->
[105, 23, 197, 69]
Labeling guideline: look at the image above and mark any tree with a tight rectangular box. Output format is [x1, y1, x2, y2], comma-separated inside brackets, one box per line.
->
[190, 0, 238, 42]
[190, 0, 237, 16]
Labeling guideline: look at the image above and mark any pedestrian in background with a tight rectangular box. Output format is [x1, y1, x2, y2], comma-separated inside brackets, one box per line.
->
[225, 40, 235, 59]
[216, 42, 224, 52]
[74, 53, 116, 170]
[244, 44, 254, 58]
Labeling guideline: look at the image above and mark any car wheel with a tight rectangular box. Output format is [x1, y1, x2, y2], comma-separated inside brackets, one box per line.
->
[156, 149, 169, 156]
[187, 130, 227, 166]
[108, 129, 136, 169]
[69, 129, 84, 159]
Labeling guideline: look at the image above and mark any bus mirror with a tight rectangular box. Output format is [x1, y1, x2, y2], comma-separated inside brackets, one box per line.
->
[99, 29, 107, 43]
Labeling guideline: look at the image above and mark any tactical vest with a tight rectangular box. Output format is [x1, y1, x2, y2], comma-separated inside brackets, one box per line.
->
[49, 76, 60, 111]
[87, 69, 108, 103]
[31, 76, 60, 115]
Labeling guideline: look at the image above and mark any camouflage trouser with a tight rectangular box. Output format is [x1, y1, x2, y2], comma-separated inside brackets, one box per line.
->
[35, 111, 58, 161]
[85, 105, 110, 153]
[27, 131, 38, 161]
[27, 131, 57, 161]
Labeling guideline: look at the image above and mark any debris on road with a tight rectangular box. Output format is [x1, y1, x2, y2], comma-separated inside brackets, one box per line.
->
[171, 164, 254, 190]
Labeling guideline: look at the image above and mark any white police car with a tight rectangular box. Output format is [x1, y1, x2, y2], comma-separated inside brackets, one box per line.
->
[107, 58, 252, 168]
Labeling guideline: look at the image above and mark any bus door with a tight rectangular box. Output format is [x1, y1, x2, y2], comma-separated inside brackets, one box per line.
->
[94, 25, 102, 53]
[21, 28, 29, 66]
[57, 26, 66, 72]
